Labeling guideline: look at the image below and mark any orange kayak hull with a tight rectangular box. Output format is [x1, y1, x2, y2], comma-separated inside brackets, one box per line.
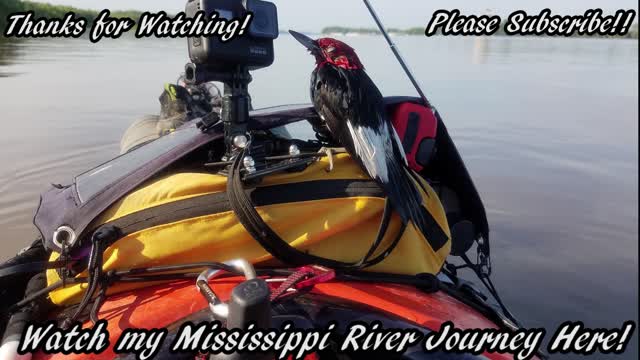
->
[34, 278, 520, 360]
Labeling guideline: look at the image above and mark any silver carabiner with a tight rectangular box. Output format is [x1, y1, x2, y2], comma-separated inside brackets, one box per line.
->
[195, 259, 256, 320]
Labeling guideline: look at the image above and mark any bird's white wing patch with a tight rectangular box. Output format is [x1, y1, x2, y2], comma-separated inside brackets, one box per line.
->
[346, 120, 390, 182]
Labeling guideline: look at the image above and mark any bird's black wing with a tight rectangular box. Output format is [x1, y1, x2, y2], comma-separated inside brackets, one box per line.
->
[309, 68, 338, 144]
[311, 65, 376, 161]
[346, 69, 427, 225]
[313, 66, 418, 221]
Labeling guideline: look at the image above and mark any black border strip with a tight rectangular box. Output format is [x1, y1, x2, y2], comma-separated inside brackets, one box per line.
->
[104, 179, 384, 238]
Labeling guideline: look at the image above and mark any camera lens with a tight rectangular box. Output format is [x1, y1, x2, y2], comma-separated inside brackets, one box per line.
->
[247, 0, 278, 39]
[254, 14, 268, 31]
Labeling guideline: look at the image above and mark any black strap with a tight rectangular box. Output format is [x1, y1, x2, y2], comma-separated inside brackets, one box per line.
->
[0, 260, 70, 278]
[406, 167, 450, 251]
[62, 226, 121, 328]
[352, 200, 393, 268]
[227, 150, 405, 270]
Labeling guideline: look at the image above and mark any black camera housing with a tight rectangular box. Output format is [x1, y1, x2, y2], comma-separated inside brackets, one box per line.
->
[186, 0, 278, 71]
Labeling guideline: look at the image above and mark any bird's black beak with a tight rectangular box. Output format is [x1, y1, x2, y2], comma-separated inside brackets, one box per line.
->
[289, 30, 321, 55]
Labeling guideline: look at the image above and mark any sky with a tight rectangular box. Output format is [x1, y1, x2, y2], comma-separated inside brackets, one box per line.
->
[30, 0, 639, 32]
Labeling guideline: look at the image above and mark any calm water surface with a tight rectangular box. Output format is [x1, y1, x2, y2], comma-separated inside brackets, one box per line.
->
[0, 35, 637, 357]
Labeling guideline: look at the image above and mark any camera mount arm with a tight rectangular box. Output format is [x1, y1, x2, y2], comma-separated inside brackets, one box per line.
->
[185, 63, 253, 159]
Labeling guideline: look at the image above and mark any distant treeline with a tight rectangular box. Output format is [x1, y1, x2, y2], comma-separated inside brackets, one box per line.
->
[322, 25, 639, 39]
[322, 26, 424, 36]
[0, 0, 142, 38]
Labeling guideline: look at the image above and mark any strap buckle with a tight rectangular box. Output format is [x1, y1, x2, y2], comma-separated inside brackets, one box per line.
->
[269, 265, 336, 302]
[294, 265, 336, 290]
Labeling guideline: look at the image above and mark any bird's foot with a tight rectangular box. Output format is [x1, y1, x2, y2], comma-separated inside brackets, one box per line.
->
[318, 147, 334, 172]
[318, 147, 346, 172]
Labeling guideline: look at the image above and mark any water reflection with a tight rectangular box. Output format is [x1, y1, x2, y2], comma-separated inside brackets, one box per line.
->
[471, 37, 489, 65]
[0, 39, 19, 77]
[465, 35, 638, 68]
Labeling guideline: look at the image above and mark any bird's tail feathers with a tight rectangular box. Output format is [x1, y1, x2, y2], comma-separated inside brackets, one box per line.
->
[382, 161, 427, 227]
[383, 162, 448, 250]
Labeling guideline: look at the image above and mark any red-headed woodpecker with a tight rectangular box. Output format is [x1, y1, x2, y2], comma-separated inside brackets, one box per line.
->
[290, 30, 437, 241]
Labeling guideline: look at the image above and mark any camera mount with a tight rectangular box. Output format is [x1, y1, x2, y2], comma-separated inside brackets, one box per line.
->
[185, 63, 253, 159]
[184, 0, 278, 159]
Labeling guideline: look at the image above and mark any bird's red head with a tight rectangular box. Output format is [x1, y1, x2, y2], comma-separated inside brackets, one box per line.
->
[314, 38, 364, 70]
[290, 31, 364, 70]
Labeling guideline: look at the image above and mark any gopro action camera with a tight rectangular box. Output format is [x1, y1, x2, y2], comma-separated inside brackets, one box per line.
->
[186, 0, 279, 71]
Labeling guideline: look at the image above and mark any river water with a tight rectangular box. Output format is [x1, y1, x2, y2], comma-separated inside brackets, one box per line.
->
[0, 34, 637, 357]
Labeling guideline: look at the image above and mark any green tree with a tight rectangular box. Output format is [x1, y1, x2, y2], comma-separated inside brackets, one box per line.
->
[1, 0, 26, 34]
[1, 0, 144, 39]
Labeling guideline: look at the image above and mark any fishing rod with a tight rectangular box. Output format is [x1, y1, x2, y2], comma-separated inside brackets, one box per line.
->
[362, 0, 432, 108]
